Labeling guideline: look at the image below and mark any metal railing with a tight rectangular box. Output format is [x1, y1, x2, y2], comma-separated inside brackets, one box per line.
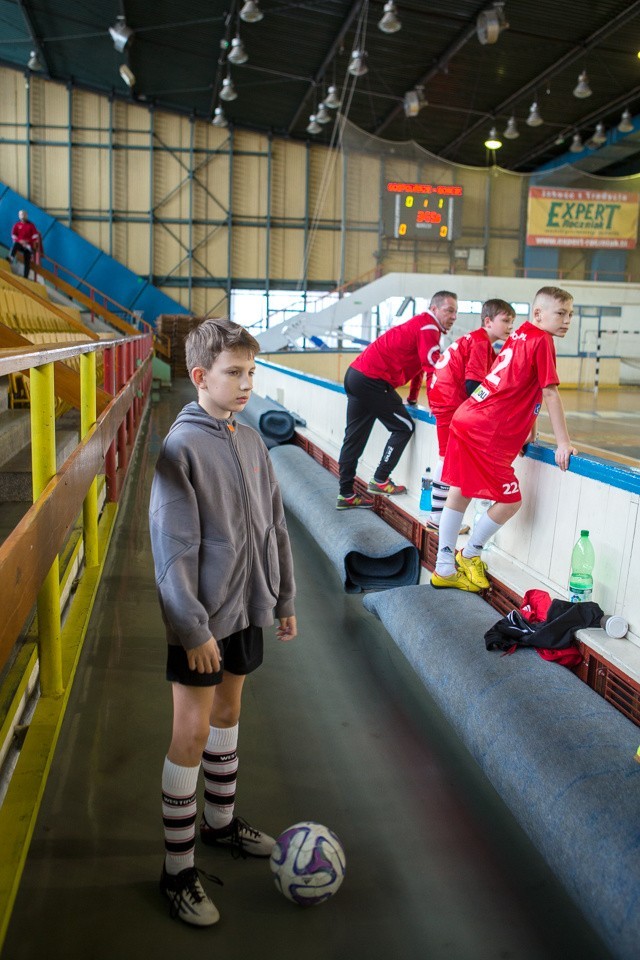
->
[34, 253, 171, 360]
[0, 332, 153, 948]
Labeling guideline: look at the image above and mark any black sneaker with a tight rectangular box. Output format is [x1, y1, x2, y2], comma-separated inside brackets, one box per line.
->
[159, 864, 221, 926]
[200, 815, 275, 858]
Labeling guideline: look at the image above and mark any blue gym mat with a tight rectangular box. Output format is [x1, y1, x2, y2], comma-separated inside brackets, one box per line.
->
[363, 583, 640, 960]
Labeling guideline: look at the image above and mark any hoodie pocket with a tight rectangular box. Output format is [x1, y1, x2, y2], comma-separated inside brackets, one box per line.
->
[200, 538, 236, 616]
[263, 525, 280, 600]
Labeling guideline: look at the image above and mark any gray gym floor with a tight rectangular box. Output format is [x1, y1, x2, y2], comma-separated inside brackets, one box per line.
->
[3, 382, 611, 960]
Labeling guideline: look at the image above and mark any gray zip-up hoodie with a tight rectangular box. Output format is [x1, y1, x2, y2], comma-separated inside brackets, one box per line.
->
[149, 401, 296, 650]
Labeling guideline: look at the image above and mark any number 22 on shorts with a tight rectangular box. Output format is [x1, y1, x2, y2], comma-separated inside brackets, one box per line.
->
[502, 480, 519, 496]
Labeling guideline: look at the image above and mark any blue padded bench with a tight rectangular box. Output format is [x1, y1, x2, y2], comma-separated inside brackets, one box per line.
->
[363, 584, 640, 960]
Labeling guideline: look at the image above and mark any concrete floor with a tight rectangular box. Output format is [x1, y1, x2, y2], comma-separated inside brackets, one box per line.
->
[3, 383, 612, 960]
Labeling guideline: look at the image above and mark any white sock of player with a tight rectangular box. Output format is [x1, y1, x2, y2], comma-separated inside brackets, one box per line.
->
[162, 757, 199, 875]
[430, 460, 448, 525]
[463, 512, 502, 558]
[435, 508, 465, 576]
[202, 723, 239, 831]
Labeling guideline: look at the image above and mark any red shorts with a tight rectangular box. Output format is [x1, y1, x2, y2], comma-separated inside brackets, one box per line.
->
[435, 421, 450, 459]
[429, 404, 454, 459]
[442, 431, 522, 503]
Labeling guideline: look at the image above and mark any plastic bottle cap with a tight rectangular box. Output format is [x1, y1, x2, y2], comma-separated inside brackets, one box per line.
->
[581, 530, 589, 537]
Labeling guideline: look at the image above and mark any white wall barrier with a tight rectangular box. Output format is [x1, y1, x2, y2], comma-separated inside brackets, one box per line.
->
[256, 358, 640, 651]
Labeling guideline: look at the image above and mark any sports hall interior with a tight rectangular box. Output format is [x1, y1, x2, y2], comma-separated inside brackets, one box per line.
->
[1, 3, 640, 959]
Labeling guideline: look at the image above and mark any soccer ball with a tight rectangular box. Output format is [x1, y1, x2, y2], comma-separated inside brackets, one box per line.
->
[270, 821, 346, 907]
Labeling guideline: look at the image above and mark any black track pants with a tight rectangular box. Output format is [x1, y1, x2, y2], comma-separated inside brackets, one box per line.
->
[338, 366, 415, 496]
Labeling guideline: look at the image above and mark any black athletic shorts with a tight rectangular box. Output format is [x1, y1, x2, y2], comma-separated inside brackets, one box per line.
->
[166, 625, 264, 687]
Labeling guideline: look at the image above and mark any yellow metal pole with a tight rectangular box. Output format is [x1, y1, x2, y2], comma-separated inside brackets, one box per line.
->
[80, 351, 99, 568]
[30, 362, 63, 697]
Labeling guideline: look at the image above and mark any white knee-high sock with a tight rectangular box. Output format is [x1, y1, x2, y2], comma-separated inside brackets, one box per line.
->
[435, 507, 465, 576]
[162, 757, 200, 875]
[430, 460, 448, 524]
[463, 512, 502, 558]
[202, 724, 239, 830]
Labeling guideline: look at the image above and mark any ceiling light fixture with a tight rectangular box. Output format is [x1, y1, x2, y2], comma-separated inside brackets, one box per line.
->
[212, 106, 228, 128]
[219, 75, 238, 101]
[573, 70, 592, 99]
[378, 1, 402, 34]
[591, 121, 607, 145]
[27, 50, 43, 71]
[324, 85, 342, 109]
[348, 50, 368, 77]
[569, 132, 584, 153]
[239, 0, 264, 23]
[526, 100, 543, 127]
[316, 102, 331, 124]
[306, 114, 322, 135]
[484, 126, 502, 149]
[403, 85, 426, 118]
[503, 115, 519, 139]
[476, 2, 509, 45]
[119, 64, 135, 88]
[618, 108, 634, 133]
[228, 35, 248, 65]
[109, 16, 134, 53]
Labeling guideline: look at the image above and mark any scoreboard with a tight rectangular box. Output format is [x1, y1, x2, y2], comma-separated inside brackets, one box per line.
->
[382, 181, 463, 241]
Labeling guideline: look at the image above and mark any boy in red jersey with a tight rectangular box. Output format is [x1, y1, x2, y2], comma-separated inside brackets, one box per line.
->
[426, 299, 516, 531]
[337, 291, 457, 509]
[431, 286, 577, 592]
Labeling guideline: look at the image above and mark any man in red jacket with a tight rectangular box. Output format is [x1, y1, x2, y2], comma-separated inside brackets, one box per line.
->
[10, 210, 40, 278]
[336, 290, 457, 509]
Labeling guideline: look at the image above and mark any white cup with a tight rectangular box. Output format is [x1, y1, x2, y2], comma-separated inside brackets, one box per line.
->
[600, 615, 628, 639]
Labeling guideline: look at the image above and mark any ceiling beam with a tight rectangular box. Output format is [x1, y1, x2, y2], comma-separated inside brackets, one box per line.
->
[287, 0, 363, 135]
[439, 0, 640, 160]
[374, 18, 478, 137]
[513, 83, 640, 171]
[209, 0, 238, 119]
[17, 0, 49, 74]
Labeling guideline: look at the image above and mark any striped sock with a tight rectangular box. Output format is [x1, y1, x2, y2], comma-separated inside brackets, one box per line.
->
[430, 460, 448, 524]
[162, 757, 199, 875]
[202, 724, 239, 831]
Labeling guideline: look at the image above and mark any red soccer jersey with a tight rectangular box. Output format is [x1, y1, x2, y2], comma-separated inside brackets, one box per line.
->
[450, 321, 559, 460]
[427, 327, 495, 417]
[11, 220, 39, 247]
[350, 312, 443, 388]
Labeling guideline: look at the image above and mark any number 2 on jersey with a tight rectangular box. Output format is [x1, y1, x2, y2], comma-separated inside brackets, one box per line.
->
[486, 347, 513, 386]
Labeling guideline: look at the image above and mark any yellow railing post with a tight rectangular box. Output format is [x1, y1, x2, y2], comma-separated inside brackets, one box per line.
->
[30, 362, 63, 697]
[80, 351, 99, 568]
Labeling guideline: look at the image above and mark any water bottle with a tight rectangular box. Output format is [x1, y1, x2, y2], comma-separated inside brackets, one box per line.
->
[419, 468, 432, 511]
[569, 530, 595, 602]
[473, 498, 492, 527]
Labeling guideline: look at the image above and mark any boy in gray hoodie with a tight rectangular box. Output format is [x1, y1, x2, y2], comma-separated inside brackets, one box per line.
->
[149, 317, 297, 927]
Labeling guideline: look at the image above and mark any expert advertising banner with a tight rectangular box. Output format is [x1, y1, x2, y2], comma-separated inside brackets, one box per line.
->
[526, 186, 639, 249]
